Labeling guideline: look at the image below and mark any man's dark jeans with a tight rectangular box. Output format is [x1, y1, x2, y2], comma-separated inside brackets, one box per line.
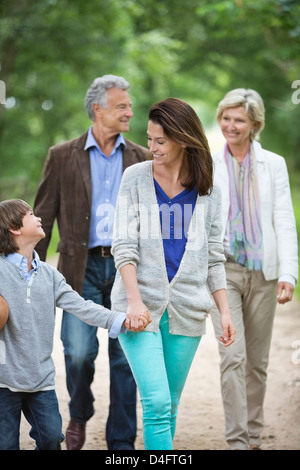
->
[61, 251, 137, 450]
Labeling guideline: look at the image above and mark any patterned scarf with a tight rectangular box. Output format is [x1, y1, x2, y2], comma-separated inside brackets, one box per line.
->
[225, 143, 263, 270]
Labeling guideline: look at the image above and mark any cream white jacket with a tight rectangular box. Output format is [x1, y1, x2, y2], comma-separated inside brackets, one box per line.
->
[213, 141, 298, 282]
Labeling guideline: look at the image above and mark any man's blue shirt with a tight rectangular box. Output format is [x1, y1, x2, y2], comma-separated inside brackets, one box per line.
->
[85, 126, 124, 248]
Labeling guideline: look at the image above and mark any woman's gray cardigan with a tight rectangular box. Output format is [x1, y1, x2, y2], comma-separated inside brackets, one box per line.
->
[111, 161, 226, 337]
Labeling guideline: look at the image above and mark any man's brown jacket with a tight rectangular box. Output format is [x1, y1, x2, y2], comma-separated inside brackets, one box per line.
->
[34, 131, 148, 294]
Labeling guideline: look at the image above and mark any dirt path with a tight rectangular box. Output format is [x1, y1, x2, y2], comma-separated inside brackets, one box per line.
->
[19, 294, 300, 451]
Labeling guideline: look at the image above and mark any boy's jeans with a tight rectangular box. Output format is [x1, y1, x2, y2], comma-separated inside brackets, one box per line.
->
[0, 388, 64, 450]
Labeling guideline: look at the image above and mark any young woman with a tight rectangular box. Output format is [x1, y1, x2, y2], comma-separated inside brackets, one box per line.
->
[111, 98, 235, 450]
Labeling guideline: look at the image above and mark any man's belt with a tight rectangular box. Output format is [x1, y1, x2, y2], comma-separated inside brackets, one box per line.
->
[88, 246, 112, 258]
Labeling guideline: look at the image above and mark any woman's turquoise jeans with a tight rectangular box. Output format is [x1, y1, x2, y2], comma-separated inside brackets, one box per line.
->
[119, 310, 201, 450]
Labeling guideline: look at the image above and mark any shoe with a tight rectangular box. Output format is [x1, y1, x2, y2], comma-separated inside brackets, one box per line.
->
[66, 420, 86, 450]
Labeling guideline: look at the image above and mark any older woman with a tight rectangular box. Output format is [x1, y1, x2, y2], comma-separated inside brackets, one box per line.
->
[211, 88, 298, 450]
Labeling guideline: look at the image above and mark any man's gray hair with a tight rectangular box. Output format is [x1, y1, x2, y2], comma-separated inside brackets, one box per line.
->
[85, 74, 130, 121]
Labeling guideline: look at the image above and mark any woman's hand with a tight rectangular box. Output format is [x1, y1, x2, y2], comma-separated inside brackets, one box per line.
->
[126, 299, 152, 332]
[119, 263, 152, 332]
[212, 289, 236, 347]
[219, 313, 236, 347]
[277, 281, 294, 304]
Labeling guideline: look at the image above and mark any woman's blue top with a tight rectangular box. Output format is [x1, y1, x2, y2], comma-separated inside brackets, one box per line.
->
[154, 179, 198, 282]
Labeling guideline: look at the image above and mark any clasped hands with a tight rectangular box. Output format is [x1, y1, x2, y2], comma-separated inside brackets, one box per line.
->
[123, 300, 152, 333]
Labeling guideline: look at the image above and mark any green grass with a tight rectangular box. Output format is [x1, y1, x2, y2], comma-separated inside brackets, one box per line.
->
[47, 221, 60, 258]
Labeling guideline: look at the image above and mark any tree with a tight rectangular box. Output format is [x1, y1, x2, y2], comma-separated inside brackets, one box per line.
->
[1, 0, 299, 201]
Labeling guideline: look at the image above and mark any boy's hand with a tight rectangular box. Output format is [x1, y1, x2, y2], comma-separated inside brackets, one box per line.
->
[138, 311, 152, 330]
[0, 296, 9, 330]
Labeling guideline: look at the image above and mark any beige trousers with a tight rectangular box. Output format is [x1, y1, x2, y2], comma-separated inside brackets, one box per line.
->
[211, 261, 277, 450]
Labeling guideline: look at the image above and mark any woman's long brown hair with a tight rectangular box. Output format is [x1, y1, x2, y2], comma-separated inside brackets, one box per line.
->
[149, 98, 213, 196]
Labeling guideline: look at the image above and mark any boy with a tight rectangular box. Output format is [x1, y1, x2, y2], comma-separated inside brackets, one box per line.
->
[0, 199, 150, 450]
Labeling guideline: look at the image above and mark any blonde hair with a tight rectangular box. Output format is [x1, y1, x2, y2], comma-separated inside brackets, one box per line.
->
[216, 88, 265, 140]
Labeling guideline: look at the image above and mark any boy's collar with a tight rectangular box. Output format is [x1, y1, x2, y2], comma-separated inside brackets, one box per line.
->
[6, 250, 40, 268]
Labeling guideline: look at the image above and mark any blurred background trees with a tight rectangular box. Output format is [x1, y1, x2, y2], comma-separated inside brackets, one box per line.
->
[1, 1, 300, 270]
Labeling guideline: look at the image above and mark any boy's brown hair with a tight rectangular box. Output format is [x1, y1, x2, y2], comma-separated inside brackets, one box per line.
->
[0, 199, 31, 255]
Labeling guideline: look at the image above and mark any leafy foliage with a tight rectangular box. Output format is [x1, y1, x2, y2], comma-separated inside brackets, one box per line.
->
[0, 0, 299, 202]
